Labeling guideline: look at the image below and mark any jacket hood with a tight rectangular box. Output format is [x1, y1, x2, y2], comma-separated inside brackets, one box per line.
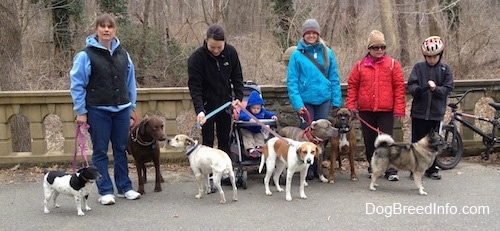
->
[246, 90, 264, 107]
[85, 34, 121, 52]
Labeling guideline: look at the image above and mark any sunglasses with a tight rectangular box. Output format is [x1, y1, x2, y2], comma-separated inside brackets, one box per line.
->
[369, 46, 386, 51]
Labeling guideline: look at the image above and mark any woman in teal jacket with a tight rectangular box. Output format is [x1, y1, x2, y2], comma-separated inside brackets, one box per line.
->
[287, 18, 342, 179]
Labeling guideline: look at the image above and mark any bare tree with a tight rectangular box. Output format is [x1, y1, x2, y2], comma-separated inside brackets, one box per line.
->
[395, 0, 410, 68]
[378, 0, 398, 55]
[427, 0, 440, 35]
[0, 0, 22, 91]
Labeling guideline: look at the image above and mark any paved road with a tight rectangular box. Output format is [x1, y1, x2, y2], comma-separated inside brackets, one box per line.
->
[1, 162, 498, 231]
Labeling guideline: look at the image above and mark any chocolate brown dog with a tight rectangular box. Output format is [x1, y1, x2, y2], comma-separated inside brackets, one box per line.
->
[328, 108, 358, 183]
[127, 115, 167, 194]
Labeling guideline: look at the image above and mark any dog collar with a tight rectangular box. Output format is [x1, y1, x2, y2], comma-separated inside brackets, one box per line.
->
[185, 143, 199, 156]
[301, 127, 323, 145]
[130, 126, 156, 147]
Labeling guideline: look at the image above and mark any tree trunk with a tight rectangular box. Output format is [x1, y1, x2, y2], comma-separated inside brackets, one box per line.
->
[137, 0, 151, 71]
[0, 0, 23, 91]
[378, 0, 397, 56]
[427, 0, 440, 35]
[415, 0, 421, 38]
[395, 0, 410, 68]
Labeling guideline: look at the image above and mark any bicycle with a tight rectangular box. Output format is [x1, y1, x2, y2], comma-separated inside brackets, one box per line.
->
[436, 87, 500, 169]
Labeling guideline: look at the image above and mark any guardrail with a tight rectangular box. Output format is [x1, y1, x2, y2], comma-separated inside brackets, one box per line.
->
[1, 79, 499, 166]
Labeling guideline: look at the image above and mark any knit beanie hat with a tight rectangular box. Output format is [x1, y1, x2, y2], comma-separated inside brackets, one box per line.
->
[367, 30, 386, 48]
[302, 19, 320, 36]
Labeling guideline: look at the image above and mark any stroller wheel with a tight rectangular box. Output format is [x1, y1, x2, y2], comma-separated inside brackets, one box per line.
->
[242, 170, 248, 189]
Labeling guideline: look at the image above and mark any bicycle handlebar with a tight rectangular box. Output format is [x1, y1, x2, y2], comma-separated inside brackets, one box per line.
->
[448, 88, 486, 108]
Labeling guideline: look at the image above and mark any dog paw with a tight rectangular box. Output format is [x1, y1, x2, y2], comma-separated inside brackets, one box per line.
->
[300, 194, 307, 199]
[351, 177, 359, 181]
[55, 204, 60, 208]
[419, 190, 428, 196]
[265, 191, 272, 196]
[78, 211, 85, 216]
[369, 186, 377, 191]
[44, 208, 50, 214]
[195, 194, 202, 199]
[319, 175, 328, 183]
[85, 206, 91, 211]
[276, 187, 284, 192]
[220, 197, 227, 204]
[154, 187, 162, 192]
[286, 196, 292, 201]
[304, 181, 309, 187]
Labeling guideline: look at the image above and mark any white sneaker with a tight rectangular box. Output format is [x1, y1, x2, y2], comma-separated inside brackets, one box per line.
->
[98, 194, 115, 205]
[117, 190, 141, 200]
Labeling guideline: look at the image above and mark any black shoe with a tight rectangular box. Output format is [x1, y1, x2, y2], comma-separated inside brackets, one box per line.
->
[425, 172, 442, 180]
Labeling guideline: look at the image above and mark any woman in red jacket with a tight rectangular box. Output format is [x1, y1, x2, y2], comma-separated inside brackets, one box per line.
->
[346, 30, 406, 181]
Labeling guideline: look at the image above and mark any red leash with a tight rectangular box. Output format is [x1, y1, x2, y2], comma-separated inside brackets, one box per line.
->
[72, 123, 90, 173]
[355, 113, 386, 135]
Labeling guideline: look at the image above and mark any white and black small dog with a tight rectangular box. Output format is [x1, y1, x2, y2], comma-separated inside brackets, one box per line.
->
[43, 166, 101, 216]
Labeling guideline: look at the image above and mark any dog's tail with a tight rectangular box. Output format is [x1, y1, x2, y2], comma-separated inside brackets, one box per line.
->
[374, 134, 394, 148]
[258, 151, 265, 174]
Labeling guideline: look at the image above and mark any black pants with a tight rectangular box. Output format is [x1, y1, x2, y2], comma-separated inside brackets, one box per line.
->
[359, 111, 397, 175]
[411, 118, 440, 174]
[201, 107, 232, 155]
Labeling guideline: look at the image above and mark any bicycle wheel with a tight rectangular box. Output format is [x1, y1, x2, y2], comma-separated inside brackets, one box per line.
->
[436, 125, 463, 170]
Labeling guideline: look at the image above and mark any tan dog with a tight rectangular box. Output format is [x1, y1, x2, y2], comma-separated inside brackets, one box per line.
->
[259, 137, 318, 201]
[278, 119, 337, 183]
[328, 108, 358, 183]
[168, 134, 237, 204]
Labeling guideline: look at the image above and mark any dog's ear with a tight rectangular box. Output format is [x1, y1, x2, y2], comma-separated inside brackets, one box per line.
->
[186, 136, 196, 146]
[139, 117, 150, 134]
[349, 109, 358, 121]
[331, 107, 340, 116]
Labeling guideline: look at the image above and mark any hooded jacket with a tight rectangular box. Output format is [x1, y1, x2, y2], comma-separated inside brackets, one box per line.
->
[70, 34, 136, 116]
[407, 61, 454, 121]
[187, 41, 244, 115]
[287, 39, 342, 111]
[238, 91, 276, 133]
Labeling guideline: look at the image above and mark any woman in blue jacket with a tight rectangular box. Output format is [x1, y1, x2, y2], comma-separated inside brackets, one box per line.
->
[287, 18, 342, 179]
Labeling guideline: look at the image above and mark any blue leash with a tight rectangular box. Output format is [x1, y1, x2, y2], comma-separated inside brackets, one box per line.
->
[194, 101, 232, 130]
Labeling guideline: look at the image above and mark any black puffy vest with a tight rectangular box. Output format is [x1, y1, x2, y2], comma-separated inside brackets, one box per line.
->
[84, 46, 130, 106]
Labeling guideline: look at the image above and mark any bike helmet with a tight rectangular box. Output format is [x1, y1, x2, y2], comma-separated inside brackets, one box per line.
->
[421, 36, 444, 56]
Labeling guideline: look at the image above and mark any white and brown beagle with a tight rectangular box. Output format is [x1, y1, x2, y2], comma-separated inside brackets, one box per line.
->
[259, 137, 318, 201]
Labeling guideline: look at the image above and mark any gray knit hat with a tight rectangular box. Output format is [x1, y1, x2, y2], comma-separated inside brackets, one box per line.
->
[302, 19, 320, 36]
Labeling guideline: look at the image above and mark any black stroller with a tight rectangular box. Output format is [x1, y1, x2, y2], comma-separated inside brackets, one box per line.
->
[230, 81, 277, 189]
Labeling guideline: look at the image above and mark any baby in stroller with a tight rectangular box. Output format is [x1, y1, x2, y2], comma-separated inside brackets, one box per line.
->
[238, 90, 278, 158]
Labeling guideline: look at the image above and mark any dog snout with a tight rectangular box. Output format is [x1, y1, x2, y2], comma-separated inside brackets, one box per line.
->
[306, 158, 312, 164]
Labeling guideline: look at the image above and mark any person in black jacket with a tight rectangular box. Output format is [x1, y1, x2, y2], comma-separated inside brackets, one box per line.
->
[187, 24, 244, 156]
[407, 36, 454, 180]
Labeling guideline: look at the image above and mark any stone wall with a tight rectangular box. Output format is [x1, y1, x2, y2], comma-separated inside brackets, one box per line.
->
[0, 79, 499, 165]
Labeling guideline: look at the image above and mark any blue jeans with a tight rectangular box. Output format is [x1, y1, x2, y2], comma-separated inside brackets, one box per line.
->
[299, 100, 331, 129]
[87, 107, 133, 195]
